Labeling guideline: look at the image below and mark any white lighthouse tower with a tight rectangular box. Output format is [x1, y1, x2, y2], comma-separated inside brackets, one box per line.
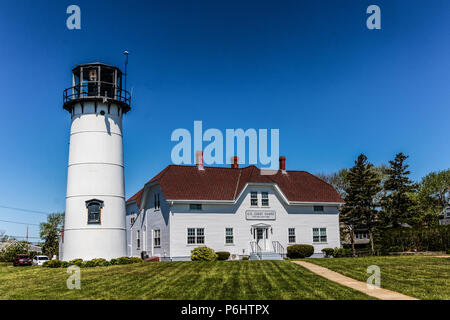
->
[62, 62, 130, 261]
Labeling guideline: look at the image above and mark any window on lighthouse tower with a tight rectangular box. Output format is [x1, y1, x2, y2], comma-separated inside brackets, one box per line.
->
[86, 199, 103, 224]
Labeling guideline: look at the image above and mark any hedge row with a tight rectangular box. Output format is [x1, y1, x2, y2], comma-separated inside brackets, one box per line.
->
[380, 225, 450, 252]
[43, 257, 143, 268]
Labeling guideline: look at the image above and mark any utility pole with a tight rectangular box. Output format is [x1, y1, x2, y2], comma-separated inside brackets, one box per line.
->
[26, 225, 29, 252]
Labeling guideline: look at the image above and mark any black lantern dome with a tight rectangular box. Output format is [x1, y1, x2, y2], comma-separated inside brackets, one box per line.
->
[63, 62, 131, 113]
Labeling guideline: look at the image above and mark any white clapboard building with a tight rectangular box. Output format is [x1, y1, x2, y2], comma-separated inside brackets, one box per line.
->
[126, 156, 344, 260]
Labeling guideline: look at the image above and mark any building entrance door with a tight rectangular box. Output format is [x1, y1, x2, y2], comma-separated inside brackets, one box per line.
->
[255, 227, 269, 251]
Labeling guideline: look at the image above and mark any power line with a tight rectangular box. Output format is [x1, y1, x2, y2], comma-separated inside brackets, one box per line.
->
[4, 235, 41, 239]
[0, 219, 40, 226]
[0, 205, 56, 215]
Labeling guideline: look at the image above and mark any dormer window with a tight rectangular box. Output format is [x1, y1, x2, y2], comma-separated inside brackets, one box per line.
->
[86, 199, 103, 224]
[262, 192, 269, 207]
[154, 193, 161, 209]
[251, 192, 258, 206]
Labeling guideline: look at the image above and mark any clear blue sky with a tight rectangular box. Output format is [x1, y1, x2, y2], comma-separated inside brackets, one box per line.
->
[0, 0, 449, 240]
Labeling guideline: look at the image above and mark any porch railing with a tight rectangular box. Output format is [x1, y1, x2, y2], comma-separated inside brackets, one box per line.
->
[250, 241, 262, 260]
[272, 241, 286, 258]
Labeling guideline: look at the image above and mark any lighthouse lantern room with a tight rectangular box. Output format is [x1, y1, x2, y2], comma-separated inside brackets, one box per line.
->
[62, 62, 131, 261]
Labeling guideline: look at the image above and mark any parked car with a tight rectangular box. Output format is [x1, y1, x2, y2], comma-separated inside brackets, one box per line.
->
[32, 255, 49, 266]
[13, 254, 32, 266]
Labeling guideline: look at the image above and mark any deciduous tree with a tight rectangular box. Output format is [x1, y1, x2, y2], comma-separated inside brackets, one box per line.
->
[39, 213, 64, 259]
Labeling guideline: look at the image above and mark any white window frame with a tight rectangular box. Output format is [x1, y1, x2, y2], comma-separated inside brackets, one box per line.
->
[313, 228, 327, 243]
[261, 192, 269, 207]
[250, 192, 258, 206]
[225, 228, 234, 244]
[136, 230, 141, 249]
[288, 228, 296, 243]
[153, 229, 161, 248]
[187, 228, 205, 245]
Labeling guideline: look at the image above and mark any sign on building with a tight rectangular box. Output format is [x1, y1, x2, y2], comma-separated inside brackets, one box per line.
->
[245, 210, 276, 220]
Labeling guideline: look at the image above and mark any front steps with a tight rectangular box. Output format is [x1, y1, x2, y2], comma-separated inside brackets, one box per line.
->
[249, 252, 284, 260]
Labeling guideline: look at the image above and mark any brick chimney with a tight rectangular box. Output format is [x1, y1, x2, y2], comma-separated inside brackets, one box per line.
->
[196, 150, 204, 170]
[279, 156, 286, 172]
[231, 156, 239, 169]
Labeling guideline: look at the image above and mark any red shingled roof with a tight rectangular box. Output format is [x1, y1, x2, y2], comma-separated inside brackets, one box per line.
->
[126, 165, 343, 206]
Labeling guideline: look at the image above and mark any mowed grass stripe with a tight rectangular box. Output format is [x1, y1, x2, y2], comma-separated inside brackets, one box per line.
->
[306, 256, 450, 300]
[0, 260, 373, 300]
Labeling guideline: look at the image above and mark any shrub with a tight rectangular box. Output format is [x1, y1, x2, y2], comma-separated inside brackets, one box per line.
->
[82, 260, 96, 268]
[114, 257, 142, 265]
[333, 248, 352, 258]
[322, 248, 334, 258]
[287, 244, 314, 258]
[43, 260, 63, 268]
[61, 261, 70, 268]
[110, 258, 118, 265]
[90, 258, 108, 266]
[69, 259, 83, 267]
[191, 247, 217, 261]
[216, 251, 231, 261]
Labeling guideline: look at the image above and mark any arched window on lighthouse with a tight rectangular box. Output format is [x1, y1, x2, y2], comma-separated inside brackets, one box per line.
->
[85, 199, 103, 224]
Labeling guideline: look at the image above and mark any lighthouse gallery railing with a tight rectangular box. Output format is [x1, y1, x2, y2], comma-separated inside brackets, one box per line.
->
[63, 81, 131, 106]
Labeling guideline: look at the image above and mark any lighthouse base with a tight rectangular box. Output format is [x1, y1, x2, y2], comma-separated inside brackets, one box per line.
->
[61, 228, 127, 261]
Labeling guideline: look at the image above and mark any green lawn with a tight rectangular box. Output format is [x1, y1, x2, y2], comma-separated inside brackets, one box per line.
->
[306, 255, 450, 300]
[0, 260, 373, 300]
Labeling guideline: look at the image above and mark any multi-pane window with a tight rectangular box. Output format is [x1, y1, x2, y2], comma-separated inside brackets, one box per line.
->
[187, 228, 205, 244]
[225, 228, 234, 244]
[355, 231, 368, 240]
[314, 206, 324, 212]
[262, 192, 269, 206]
[288, 228, 296, 243]
[86, 199, 103, 224]
[313, 228, 327, 243]
[189, 204, 202, 211]
[187, 228, 196, 244]
[137, 230, 141, 249]
[154, 229, 161, 247]
[251, 192, 258, 206]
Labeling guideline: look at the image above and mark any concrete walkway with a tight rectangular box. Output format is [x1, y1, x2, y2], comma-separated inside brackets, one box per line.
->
[293, 261, 418, 300]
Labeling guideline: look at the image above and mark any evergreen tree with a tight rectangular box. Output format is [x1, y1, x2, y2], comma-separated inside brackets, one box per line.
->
[381, 153, 416, 228]
[340, 154, 381, 255]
